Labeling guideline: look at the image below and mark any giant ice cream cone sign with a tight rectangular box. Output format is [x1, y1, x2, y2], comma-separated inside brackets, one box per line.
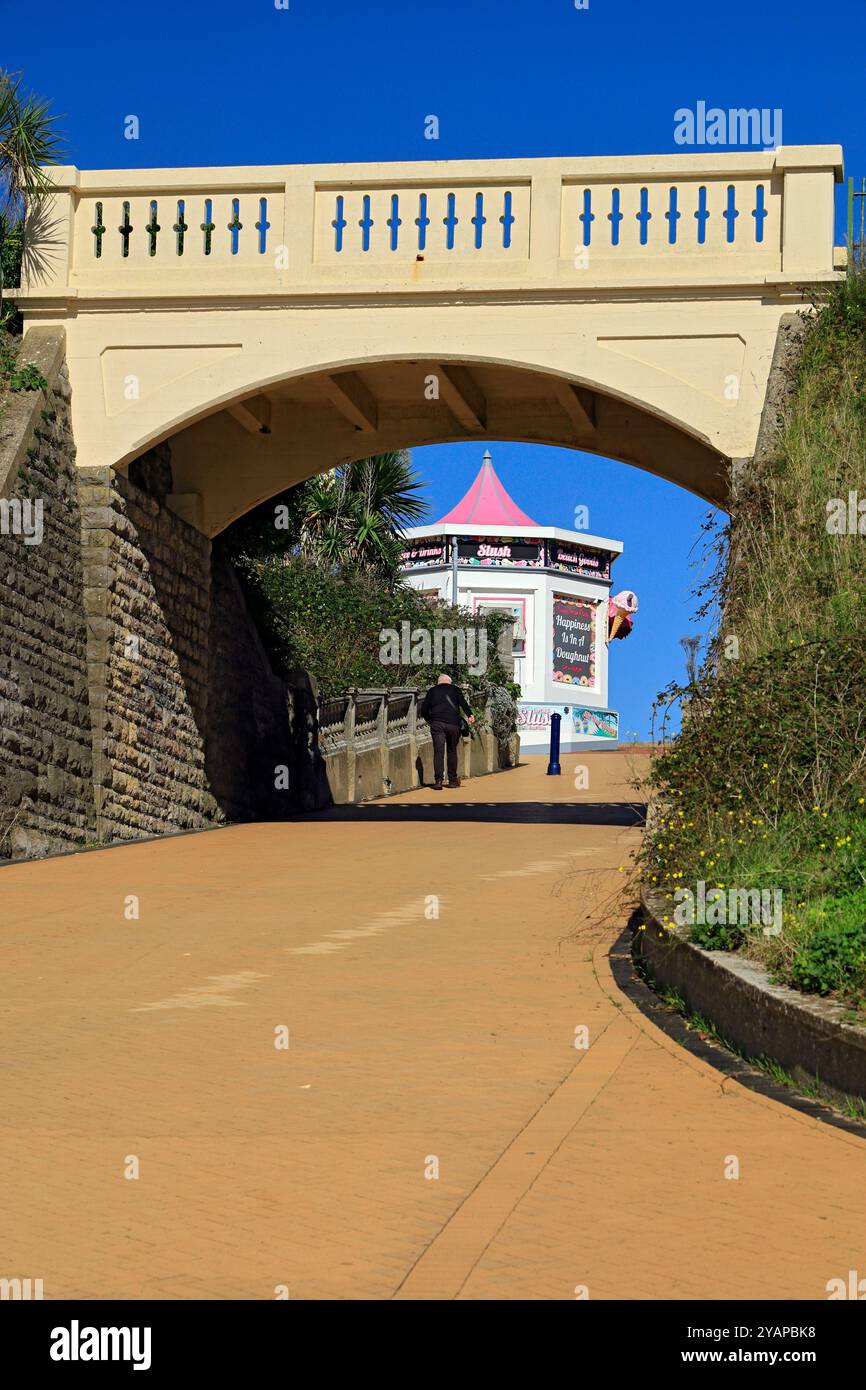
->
[608, 590, 639, 643]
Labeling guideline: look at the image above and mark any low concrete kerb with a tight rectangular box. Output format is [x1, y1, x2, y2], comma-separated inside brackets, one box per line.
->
[636, 889, 866, 1107]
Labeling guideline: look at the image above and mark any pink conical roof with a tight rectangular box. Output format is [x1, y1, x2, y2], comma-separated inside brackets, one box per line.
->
[437, 451, 537, 527]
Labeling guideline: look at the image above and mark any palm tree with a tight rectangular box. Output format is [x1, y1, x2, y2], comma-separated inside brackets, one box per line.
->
[0, 69, 66, 323]
[300, 450, 428, 576]
[345, 451, 429, 533]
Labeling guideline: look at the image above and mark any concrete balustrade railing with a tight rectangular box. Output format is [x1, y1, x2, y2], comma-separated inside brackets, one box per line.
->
[21, 146, 843, 302]
[314, 687, 519, 805]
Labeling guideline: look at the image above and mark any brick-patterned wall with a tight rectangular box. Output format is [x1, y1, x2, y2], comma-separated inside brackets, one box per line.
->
[206, 551, 295, 821]
[1, 336, 302, 861]
[0, 337, 95, 858]
[78, 466, 221, 843]
[1, 331, 520, 861]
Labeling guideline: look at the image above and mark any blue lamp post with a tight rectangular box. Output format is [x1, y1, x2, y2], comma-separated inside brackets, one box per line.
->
[546, 712, 562, 776]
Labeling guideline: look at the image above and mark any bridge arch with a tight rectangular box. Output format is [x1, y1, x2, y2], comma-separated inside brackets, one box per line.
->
[137, 350, 731, 536]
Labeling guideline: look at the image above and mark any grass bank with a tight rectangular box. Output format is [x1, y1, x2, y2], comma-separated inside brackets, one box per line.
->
[643, 271, 866, 1012]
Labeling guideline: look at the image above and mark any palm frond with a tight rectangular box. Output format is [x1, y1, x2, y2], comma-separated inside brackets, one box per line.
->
[345, 450, 428, 529]
[0, 70, 67, 216]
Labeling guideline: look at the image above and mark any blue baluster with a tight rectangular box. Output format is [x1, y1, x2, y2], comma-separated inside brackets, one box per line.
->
[578, 189, 594, 247]
[723, 185, 739, 244]
[752, 184, 767, 243]
[387, 193, 402, 251]
[694, 186, 709, 245]
[608, 188, 622, 246]
[416, 192, 430, 252]
[332, 195, 347, 253]
[359, 194, 374, 252]
[228, 198, 243, 256]
[636, 187, 652, 245]
[500, 190, 515, 248]
[145, 200, 160, 257]
[118, 201, 134, 258]
[443, 192, 458, 250]
[256, 196, 270, 254]
[200, 198, 215, 256]
[472, 191, 486, 249]
[666, 187, 680, 245]
[91, 202, 106, 259]
[173, 199, 187, 256]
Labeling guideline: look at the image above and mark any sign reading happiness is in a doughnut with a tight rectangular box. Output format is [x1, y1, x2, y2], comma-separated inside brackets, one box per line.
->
[552, 596, 596, 687]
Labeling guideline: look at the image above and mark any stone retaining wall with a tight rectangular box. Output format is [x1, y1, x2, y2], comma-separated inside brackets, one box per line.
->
[1, 329, 521, 858]
[0, 329, 285, 857]
[79, 465, 219, 843]
[0, 330, 95, 857]
[206, 554, 294, 822]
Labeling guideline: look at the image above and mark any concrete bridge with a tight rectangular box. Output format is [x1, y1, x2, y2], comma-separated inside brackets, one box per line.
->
[18, 146, 844, 533]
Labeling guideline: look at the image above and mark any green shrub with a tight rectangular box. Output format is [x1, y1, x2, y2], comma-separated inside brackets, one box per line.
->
[788, 891, 866, 997]
[691, 918, 746, 953]
[0, 218, 24, 332]
[0, 334, 16, 378]
[231, 549, 517, 711]
[217, 458, 519, 728]
[10, 361, 47, 392]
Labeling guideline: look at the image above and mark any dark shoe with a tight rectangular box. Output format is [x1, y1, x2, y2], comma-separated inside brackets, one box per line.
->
[447, 778, 461, 788]
[433, 780, 444, 790]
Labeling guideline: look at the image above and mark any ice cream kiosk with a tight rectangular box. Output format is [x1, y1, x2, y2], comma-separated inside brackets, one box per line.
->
[401, 451, 631, 752]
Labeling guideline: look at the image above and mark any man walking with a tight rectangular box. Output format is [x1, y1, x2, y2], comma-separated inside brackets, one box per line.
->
[419, 674, 475, 790]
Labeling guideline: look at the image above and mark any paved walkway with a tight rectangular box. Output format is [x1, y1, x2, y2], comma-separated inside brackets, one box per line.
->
[3, 752, 865, 1300]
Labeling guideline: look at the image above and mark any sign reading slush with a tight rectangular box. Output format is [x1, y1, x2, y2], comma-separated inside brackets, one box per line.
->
[457, 538, 543, 567]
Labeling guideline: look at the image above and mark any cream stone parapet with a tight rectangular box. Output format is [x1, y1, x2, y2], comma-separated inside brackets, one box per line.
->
[19, 146, 843, 302]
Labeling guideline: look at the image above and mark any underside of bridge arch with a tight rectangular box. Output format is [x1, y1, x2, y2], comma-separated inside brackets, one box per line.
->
[36, 352, 732, 844]
[1, 330, 768, 856]
[126, 359, 729, 536]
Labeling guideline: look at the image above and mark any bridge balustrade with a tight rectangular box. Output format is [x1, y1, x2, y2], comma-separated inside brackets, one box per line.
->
[26, 148, 841, 298]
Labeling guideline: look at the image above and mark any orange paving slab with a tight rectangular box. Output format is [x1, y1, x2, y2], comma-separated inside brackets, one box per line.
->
[1, 751, 864, 1300]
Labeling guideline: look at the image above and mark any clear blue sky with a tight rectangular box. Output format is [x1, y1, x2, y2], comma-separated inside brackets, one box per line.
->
[7, 0, 863, 737]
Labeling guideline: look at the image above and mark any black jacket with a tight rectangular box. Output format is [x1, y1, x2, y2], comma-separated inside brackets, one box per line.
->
[420, 683, 472, 726]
